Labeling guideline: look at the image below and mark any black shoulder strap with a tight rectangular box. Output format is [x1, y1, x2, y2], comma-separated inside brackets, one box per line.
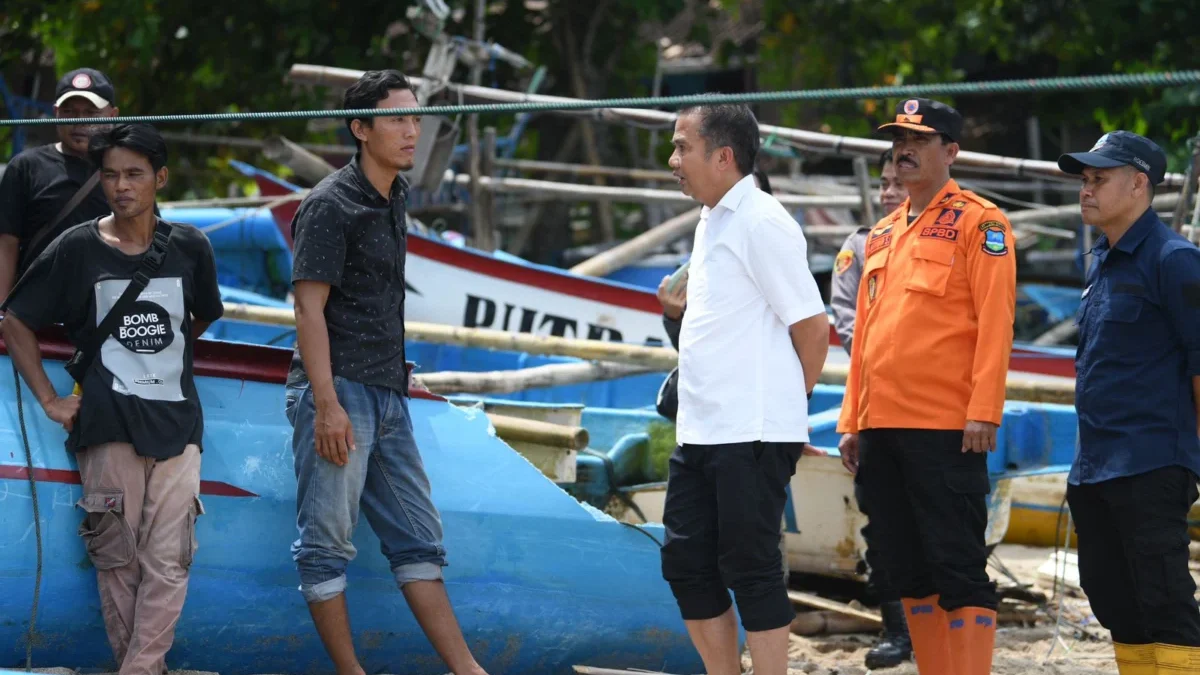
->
[71, 220, 174, 380]
[28, 170, 100, 256]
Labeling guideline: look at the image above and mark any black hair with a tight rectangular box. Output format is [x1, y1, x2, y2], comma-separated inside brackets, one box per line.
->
[343, 69, 414, 149]
[752, 167, 773, 196]
[88, 123, 168, 172]
[679, 103, 760, 176]
[878, 148, 894, 172]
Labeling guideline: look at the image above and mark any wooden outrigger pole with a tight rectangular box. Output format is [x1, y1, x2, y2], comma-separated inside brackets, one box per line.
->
[221, 301, 1076, 404]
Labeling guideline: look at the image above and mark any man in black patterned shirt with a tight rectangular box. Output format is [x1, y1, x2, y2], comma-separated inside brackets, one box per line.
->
[285, 69, 489, 675]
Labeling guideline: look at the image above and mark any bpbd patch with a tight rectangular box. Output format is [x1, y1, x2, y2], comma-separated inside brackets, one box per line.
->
[920, 226, 959, 242]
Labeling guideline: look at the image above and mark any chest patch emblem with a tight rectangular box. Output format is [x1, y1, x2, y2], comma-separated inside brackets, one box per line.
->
[934, 208, 963, 227]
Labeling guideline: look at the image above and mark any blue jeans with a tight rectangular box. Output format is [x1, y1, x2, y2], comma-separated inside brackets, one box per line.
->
[285, 375, 446, 604]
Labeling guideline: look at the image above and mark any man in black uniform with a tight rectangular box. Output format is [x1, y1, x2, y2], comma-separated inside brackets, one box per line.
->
[1059, 131, 1200, 675]
[0, 68, 120, 302]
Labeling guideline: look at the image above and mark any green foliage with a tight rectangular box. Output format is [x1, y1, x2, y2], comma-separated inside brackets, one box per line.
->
[738, 0, 1200, 160]
[3, 0, 1199, 201]
[646, 420, 676, 482]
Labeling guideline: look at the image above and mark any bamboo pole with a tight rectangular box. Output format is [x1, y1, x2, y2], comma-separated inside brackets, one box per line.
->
[486, 412, 589, 450]
[220, 302, 680, 369]
[221, 301, 1078, 403]
[818, 361, 1076, 405]
[261, 136, 337, 184]
[571, 662, 686, 667]
[568, 207, 703, 277]
[447, 174, 860, 208]
[788, 591, 882, 624]
[852, 156, 876, 225]
[415, 361, 654, 395]
[288, 63, 1189, 187]
[1008, 192, 1180, 225]
[161, 195, 286, 209]
[790, 611, 881, 636]
[494, 157, 678, 182]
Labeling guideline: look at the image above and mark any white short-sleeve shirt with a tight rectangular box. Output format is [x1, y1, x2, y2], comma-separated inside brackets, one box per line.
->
[676, 174, 826, 445]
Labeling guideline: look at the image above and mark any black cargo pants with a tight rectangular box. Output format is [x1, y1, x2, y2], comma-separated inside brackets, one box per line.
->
[660, 441, 802, 632]
[854, 480, 900, 604]
[1067, 465, 1200, 646]
[855, 428, 998, 611]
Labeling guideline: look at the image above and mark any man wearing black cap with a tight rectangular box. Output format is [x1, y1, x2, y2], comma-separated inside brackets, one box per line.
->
[0, 67, 119, 303]
[837, 98, 1016, 675]
[1058, 131, 1200, 675]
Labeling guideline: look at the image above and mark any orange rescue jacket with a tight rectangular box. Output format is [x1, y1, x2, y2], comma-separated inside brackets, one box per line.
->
[836, 179, 1016, 433]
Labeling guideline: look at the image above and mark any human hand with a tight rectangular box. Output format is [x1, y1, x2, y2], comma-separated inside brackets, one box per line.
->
[43, 395, 81, 432]
[656, 274, 687, 320]
[802, 444, 827, 457]
[315, 400, 356, 466]
[962, 420, 998, 453]
[838, 433, 859, 474]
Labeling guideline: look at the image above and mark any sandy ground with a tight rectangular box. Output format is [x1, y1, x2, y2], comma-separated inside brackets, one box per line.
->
[756, 543, 1125, 675]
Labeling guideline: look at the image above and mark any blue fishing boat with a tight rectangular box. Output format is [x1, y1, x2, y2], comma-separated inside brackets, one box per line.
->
[0, 333, 712, 675]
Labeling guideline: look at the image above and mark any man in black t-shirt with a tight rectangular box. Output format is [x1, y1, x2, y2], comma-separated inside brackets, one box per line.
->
[0, 68, 121, 302]
[2, 123, 223, 675]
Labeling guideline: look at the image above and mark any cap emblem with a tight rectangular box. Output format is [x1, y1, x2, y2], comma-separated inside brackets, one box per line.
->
[903, 99, 920, 115]
[1090, 133, 1109, 151]
[71, 73, 92, 89]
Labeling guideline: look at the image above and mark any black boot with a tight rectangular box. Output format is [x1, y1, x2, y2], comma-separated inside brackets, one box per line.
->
[864, 600, 913, 670]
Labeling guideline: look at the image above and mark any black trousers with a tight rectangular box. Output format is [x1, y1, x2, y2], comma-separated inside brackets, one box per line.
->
[660, 441, 802, 632]
[1067, 465, 1200, 646]
[854, 481, 899, 604]
[856, 428, 998, 611]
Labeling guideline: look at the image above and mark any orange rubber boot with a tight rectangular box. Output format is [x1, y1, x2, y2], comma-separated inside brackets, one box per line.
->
[946, 606, 997, 675]
[900, 595, 950, 675]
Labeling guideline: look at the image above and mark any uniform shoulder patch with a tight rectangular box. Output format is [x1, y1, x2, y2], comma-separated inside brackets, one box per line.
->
[835, 249, 855, 275]
[980, 221, 1009, 256]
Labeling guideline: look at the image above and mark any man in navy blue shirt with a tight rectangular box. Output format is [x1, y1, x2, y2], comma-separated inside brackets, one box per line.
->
[1059, 130, 1200, 674]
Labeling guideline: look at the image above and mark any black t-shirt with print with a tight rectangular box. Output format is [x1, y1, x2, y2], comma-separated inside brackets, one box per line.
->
[5, 218, 224, 459]
[0, 144, 112, 274]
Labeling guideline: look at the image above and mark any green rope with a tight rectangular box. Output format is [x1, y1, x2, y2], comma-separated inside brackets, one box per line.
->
[4, 69, 1200, 127]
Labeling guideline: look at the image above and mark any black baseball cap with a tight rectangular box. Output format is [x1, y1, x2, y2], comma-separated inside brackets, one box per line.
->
[877, 98, 963, 143]
[1057, 131, 1167, 186]
[54, 68, 115, 109]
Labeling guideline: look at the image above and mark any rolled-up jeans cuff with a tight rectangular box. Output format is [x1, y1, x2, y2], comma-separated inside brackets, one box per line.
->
[394, 561, 444, 588]
[300, 575, 347, 604]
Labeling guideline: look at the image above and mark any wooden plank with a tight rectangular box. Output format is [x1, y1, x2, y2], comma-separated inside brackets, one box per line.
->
[787, 590, 882, 625]
[571, 662, 686, 667]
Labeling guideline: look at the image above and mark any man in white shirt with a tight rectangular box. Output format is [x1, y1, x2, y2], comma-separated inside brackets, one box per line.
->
[661, 103, 830, 675]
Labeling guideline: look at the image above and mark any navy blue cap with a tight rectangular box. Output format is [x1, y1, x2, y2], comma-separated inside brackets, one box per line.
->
[1058, 131, 1166, 186]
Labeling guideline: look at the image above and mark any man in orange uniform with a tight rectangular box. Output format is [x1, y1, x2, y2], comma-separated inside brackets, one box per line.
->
[837, 98, 1016, 675]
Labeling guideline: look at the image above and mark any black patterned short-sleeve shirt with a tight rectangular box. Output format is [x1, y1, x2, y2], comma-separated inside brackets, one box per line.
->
[287, 153, 409, 394]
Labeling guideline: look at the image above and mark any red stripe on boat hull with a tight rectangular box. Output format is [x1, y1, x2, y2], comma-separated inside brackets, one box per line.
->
[0, 466, 258, 497]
